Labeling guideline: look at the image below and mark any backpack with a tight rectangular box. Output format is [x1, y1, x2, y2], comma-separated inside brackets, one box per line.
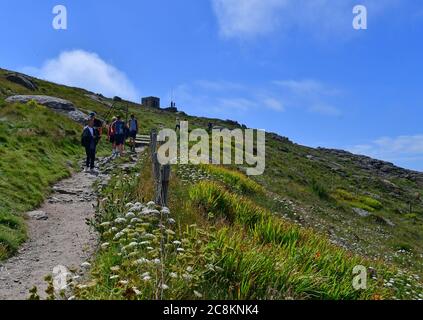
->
[114, 120, 125, 135]
[81, 128, 90, 147]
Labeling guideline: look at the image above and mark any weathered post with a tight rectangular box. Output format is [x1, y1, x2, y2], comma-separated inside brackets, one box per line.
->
[150, 129, 171, 207]
[160, 164, 171, 207]
[150, 129, 157, 155]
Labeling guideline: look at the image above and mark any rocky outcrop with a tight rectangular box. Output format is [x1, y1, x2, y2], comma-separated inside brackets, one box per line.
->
[317, 148, 423, 184]
[5, 95, 88, 124]
[5, 73, 37, 91]
[6, 95, 75, 111]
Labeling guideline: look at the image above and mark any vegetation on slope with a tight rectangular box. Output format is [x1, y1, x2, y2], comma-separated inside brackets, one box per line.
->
[71, 154, 422, 300]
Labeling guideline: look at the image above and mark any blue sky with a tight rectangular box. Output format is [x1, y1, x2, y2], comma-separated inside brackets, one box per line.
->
[1, 0, 423, 170]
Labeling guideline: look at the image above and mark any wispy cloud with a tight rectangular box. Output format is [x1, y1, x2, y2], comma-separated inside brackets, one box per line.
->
[22, 50, 139, 101]
[212, 0, 287, 39]
[274, 79, 342, 116]
[211, 0, 398, 40]
[173, 78, 340, 117]
[349, 134, 423, 167]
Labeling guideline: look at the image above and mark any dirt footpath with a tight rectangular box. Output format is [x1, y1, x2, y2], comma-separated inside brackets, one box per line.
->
[0, 170, 101, 300]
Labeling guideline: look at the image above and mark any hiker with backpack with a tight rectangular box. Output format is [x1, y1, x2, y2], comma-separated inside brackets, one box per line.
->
[113, 115, 126, 157]
[81, 115, 100, 174]
[128, 114, 138, 153]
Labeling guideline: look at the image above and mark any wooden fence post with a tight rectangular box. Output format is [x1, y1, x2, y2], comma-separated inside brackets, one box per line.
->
[161, 164, 171, 207]
[150, 129, 157, 155]
[150, 129, 171, 207]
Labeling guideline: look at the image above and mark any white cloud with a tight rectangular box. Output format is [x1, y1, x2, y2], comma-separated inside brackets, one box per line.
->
[212, 0, 398, 39]
[349, 135, 423, 165]
[23, 50, 139, 101]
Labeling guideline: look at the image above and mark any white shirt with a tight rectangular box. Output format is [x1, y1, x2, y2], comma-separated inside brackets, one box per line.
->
[85, 126, 94, 137]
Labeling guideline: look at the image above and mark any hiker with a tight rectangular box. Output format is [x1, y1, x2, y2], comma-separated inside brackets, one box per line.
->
[90, 112, 104, 137]
[175, 118, 180, 131]
[107, 117, 117, 157]
[128, 114, 139, 153]
[81, 116, 100, 173]
[113, 115, 126, 157]
[108, 116, 117, 157]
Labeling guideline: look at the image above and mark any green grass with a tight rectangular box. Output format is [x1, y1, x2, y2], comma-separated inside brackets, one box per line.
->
[0, 101, 85, 259]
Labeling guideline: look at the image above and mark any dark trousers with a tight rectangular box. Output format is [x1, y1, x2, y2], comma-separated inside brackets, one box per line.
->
[85, 146, 96, 169]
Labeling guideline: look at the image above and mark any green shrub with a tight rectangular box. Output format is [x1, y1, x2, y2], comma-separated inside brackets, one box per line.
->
[311, 178, 329, 200]
[200, 164, 264, 195]
[334, 189, 383, 212]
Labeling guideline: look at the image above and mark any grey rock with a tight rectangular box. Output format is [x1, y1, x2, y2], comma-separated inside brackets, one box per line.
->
[6, 95, 75, 111]
[27, 211, 48, 221]
[6, 73, 37, 91]
[67, 110, 89, 124]
[353, 208, 371, 217]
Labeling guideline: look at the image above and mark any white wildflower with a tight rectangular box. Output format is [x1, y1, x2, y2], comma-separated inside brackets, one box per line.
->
[133, 258, 150, 265]
[126, 212, 136, 219]
[101, 242, 110, 250]
[114, 218, 127, 224]
[110, 266, 120, 272]
[161, 207, 170, 216]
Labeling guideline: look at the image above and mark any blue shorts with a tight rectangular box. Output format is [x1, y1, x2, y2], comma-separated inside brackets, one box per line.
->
[115, 134, 125, 146]
[129, 131, 137, 139]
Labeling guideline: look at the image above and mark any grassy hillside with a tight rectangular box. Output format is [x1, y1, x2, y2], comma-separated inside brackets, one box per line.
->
[1, 67, 422, 299]
[73, 153, 422, 300]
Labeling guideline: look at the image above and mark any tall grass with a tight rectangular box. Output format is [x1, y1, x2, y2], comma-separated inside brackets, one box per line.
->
[189, 181, 392, 299]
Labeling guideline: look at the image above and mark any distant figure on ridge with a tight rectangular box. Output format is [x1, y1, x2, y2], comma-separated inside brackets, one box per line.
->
[128, 114, 139, 153]
[175, 118, 180, 131]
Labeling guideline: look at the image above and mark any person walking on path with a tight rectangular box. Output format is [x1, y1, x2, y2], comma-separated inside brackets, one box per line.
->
[108, 116, 117, 157]
[128, 114, 138, 153]
[81, 116, 100, 174]
[113, 115, 126, 157]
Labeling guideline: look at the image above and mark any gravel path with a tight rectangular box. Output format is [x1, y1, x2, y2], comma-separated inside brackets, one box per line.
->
[0, 170, 101, 300]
